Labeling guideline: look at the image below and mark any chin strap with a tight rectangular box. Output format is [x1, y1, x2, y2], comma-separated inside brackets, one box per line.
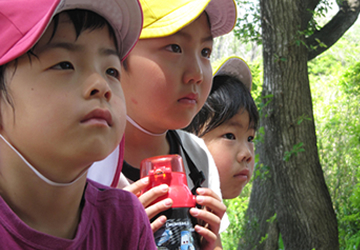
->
[0, 134, 86, 187]
[126, 115, 168, 137]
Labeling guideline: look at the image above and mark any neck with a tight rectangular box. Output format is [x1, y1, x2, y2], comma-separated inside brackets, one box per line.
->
[0, 143, 87, 239]
[124, 121, 170, 169]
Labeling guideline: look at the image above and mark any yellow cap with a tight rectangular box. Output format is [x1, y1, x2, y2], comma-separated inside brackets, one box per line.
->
[139, 0, 237, 39]
[214, 56, 252, 91]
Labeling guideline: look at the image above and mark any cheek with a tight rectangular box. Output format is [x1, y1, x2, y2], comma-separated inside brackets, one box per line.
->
[197, 76, 212, 110]
[112, 95, 126, 128]
[202, 67, 212, 95]
[207, 143, 233, 180]
[0, 100, 14, 132]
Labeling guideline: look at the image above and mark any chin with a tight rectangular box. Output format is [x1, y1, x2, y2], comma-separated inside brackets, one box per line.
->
[223, 189, 243, 199]
[82, 145, 115, 162]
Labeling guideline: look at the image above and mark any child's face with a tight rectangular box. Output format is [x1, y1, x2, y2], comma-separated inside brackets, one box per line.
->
[0, 14, 126, 181]
[121, 13, 213, 132]
[203, 110, 255, 199]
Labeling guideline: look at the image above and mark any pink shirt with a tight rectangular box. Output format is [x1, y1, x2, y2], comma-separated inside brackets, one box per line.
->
[0, 179, 156, 250]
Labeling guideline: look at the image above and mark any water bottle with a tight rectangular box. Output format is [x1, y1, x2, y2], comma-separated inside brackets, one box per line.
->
[140, 154, 200, 250]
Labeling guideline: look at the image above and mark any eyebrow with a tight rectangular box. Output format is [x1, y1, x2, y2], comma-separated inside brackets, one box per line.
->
[227, 120, 245, 129]
[37, 42, 120, 59]
[98, 48, 121, 59]
[175, 30, 213, 44]
[227, 120, 256, 131]
[37, 42, 83, 54]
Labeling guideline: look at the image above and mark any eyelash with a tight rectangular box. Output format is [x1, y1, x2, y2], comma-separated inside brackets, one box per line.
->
[106, 68, 120, 79]
[52, 61, 74, 70]
[223, 133, 236, 140]
[166, 44, 182, 53]
[51, 62, 119, 79]
[165, 44, 212, 58]
[222, 134, 255, 142]
[201, 48, 212, 58]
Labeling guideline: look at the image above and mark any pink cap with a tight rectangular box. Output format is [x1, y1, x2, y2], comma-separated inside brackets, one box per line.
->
[0, 0, 143, 65]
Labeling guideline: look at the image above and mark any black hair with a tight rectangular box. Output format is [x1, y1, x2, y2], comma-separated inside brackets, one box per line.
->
[50, 10, 118, 51]
[0, 9, 117, 108]
[185, 74, 259, 137]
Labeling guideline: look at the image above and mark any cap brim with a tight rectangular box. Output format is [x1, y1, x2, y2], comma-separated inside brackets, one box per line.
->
[0, 0, 62, 65]
[205, 0, 237, 37]
[140, 0, 236, 39]
[0, 0, 142, 65]
[214, 56, 252, 90]
[140, 0, 210, 39]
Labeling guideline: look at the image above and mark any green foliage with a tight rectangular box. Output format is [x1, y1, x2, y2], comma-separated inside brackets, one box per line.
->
[338, 173, 360, 250]
[297, 114, 312, 125]
[339, 61, 360, 95]
[266, 213, 277, 224]
[233, 0, 262, 44]
[221, 194, 251, 249]
[283, 142, 306, 162]
[309, 25, 360, 250]
[259, 233, 268, 244]
[253, 163, 270, 181]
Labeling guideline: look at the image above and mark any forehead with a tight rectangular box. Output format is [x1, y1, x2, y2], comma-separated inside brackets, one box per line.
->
[223, 110, 252, 128]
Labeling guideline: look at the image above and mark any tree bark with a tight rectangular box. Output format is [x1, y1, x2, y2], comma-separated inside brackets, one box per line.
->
[307, 0, 360, 60]
[241, 0, 339, 249]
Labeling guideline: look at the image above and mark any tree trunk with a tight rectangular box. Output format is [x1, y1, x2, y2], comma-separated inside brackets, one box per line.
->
[240, 0, 339, 249]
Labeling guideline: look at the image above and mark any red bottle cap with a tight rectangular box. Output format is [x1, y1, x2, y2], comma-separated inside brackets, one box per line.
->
[140, 155, 196, 208]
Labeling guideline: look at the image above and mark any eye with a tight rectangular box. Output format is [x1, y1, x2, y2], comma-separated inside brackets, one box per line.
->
[106, 68, 120, 79]
[248, 136, 255, 142]
[165, 44, 182, 53]
[201, 48, 212, 58]
[51, 61, 74, 70]
[222, 133, 236, 140]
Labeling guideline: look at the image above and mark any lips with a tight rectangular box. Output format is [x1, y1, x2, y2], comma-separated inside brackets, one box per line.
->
[81, 109, 113, 127]
[234, 169, 250, 180]
[178, 93, 198, 104]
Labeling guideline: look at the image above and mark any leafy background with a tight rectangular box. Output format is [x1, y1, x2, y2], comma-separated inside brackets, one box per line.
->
[211, 7, 360, 249]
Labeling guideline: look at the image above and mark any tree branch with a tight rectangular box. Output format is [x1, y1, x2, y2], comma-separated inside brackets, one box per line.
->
[306, 0, 360, 61]
[301, 0, 321, 29]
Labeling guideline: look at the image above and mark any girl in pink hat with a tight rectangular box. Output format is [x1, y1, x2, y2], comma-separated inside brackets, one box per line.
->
[0, 0, 156, 248]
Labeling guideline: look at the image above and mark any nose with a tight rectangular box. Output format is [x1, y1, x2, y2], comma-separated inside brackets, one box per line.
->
[183, 56, 203, 84]
[237, 143, 253, 164]
[84, 73, 112, 102]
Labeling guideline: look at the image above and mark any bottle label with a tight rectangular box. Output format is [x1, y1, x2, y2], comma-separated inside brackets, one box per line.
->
[154, 208, 200, 250]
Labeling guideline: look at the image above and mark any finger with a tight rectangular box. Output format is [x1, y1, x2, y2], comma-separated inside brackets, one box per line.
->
[123, 177, 150, 196]
[190, 207, 221, 235]
[196, 189, 227, 219]
[145, 198, 173, 219]
[151, 215, 167, 233]
[196, 187, 221, 202]
[194, 224, 217, 250]
[138, 184, 169, 208]
[196, 195, 226, 219]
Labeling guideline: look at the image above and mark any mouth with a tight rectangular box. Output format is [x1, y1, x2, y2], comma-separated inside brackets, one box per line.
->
[81, 109, 113, 127]
[233, 169, 250, 181]
[178, 93, 198, 104]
